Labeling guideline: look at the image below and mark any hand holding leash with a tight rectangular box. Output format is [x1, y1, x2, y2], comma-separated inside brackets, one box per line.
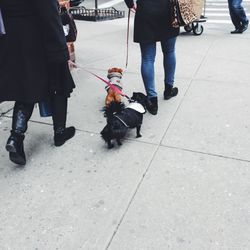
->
[131, 4, 137, 13]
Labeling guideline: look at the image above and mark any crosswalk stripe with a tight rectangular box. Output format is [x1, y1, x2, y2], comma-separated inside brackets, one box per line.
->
[206, 8, 247, 11]
[207, 13, 230, 16]
[205, 8, 229, 11]
[207, 3, 229, 6]
[207, 20, 231, 24]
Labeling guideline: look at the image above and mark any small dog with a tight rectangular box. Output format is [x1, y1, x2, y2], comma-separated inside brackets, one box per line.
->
[105, 67, 123, 107]
[101, 92, 147, 149]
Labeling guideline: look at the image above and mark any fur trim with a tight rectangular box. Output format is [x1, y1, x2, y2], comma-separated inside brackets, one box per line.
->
[108, 67, 123, 75]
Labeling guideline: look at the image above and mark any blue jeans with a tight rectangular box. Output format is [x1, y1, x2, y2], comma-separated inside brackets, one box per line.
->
[140, 37, 177, 98]
[228, 0, 249, 28]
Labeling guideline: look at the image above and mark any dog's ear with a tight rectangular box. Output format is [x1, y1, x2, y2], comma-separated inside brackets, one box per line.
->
[141, 95, 148, 107]
[105, 101, 125, 117]
[104, 102, 115, 118]
[131, 92, 148, 107]
[131, 92, 146, 101]
[114, 102, 125, 113]
[139, 93, 147, 102]
[131, 92, 138, 101]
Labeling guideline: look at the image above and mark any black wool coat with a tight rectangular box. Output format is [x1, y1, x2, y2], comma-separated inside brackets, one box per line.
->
[124, 0, 179, 43]
[0, 0, 73, 102]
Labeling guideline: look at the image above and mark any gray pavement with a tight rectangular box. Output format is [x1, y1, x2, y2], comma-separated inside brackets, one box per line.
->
[1, 11, 250, 250]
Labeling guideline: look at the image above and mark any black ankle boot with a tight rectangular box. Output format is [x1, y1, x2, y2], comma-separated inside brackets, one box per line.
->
[164, 84, 178, 100]
[6, 132, 26, 165]
[54, 126, 76, 147]
[5, 101, 34, 166]
[146, 97, 158, 115]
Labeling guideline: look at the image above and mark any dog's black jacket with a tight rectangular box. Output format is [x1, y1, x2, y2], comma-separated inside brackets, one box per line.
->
[114, 103, 145, 128]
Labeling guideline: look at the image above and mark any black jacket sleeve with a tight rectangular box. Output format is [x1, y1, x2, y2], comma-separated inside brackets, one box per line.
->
[32, 0, 69, 63]
[124, 0, 134, 8]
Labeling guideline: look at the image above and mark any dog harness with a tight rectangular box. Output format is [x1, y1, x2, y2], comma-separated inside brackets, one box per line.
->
[105, 72, 123, 91]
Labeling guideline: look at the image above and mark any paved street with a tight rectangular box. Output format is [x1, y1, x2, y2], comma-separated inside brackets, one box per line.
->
[0, 1, 250, 250]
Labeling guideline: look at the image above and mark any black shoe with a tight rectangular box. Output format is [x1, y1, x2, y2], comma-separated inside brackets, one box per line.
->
[164, 85, 178, 100]
[231, 28, 243, 34]
[54, 126, 76, 146]
[6, 133, 26, 165]
[146, 97, 158, 115]
[239, 21, 249, 33]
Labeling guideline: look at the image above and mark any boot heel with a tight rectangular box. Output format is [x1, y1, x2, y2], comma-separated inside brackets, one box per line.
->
[164, 86, 178, 100]
[146, 97, 158, 115]
[6, 101, 33, 166]
[5, 134, 26, 165]
[6, 139, 17, 153]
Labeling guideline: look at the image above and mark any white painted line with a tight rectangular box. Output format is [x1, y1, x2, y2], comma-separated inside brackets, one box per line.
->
[206, 8, 247, 11]
[205, 8, 229, 11]
[207, 3, 229, 6]
[98, 0, 124, 8]
[207, 13, 230, 16]
[207, 19, 231, 24]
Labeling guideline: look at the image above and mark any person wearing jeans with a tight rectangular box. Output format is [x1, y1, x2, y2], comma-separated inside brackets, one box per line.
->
[124, 0, 179, 115]
[228, 0, 249, 33]
[140, 37, 177, 99]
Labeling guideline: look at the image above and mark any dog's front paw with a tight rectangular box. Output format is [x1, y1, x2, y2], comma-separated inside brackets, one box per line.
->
[136, 134, 142, 138]
[117, 139, 122, 146]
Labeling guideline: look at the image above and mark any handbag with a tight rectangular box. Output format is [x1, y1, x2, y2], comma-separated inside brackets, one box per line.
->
[170, 0, 197, 28]
[60, 7, 77, 42]
[0, 9, 6, 35]
[38, 99, 52, 117]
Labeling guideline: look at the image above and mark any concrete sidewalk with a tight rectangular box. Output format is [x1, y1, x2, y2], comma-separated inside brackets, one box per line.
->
[0, 17, 250, 250]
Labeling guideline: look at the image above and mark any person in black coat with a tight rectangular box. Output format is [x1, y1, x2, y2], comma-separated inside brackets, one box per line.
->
[124, 0, 179, 115]
[0, 0, 76, 165]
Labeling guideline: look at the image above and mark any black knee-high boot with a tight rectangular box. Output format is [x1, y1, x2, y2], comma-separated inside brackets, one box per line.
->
[6, 101, 34, 165]
[52, 94, 75, 146]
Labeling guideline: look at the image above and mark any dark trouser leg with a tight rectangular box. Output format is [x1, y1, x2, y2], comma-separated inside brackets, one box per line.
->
[51, 94, 75, 146]
[228, 0, 241, 28]
[52, 94, 68, 132]
[228, 0, 248, 29]
[6, 101, 34, 165]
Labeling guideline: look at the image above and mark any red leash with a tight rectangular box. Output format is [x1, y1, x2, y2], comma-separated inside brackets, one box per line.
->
[125, 8, 131, 69]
